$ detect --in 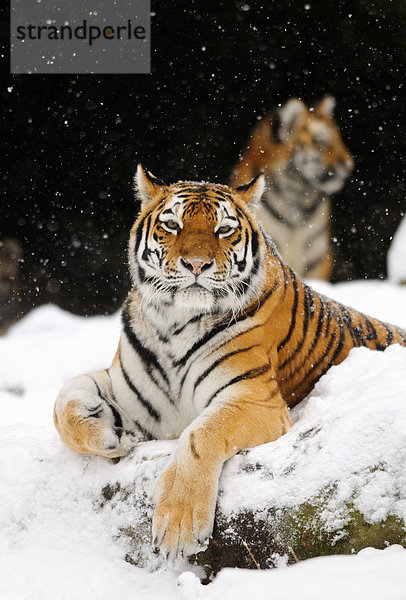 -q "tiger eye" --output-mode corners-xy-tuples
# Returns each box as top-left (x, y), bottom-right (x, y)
(165, 220), (178, 230)
(218, 225), (233, 235)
